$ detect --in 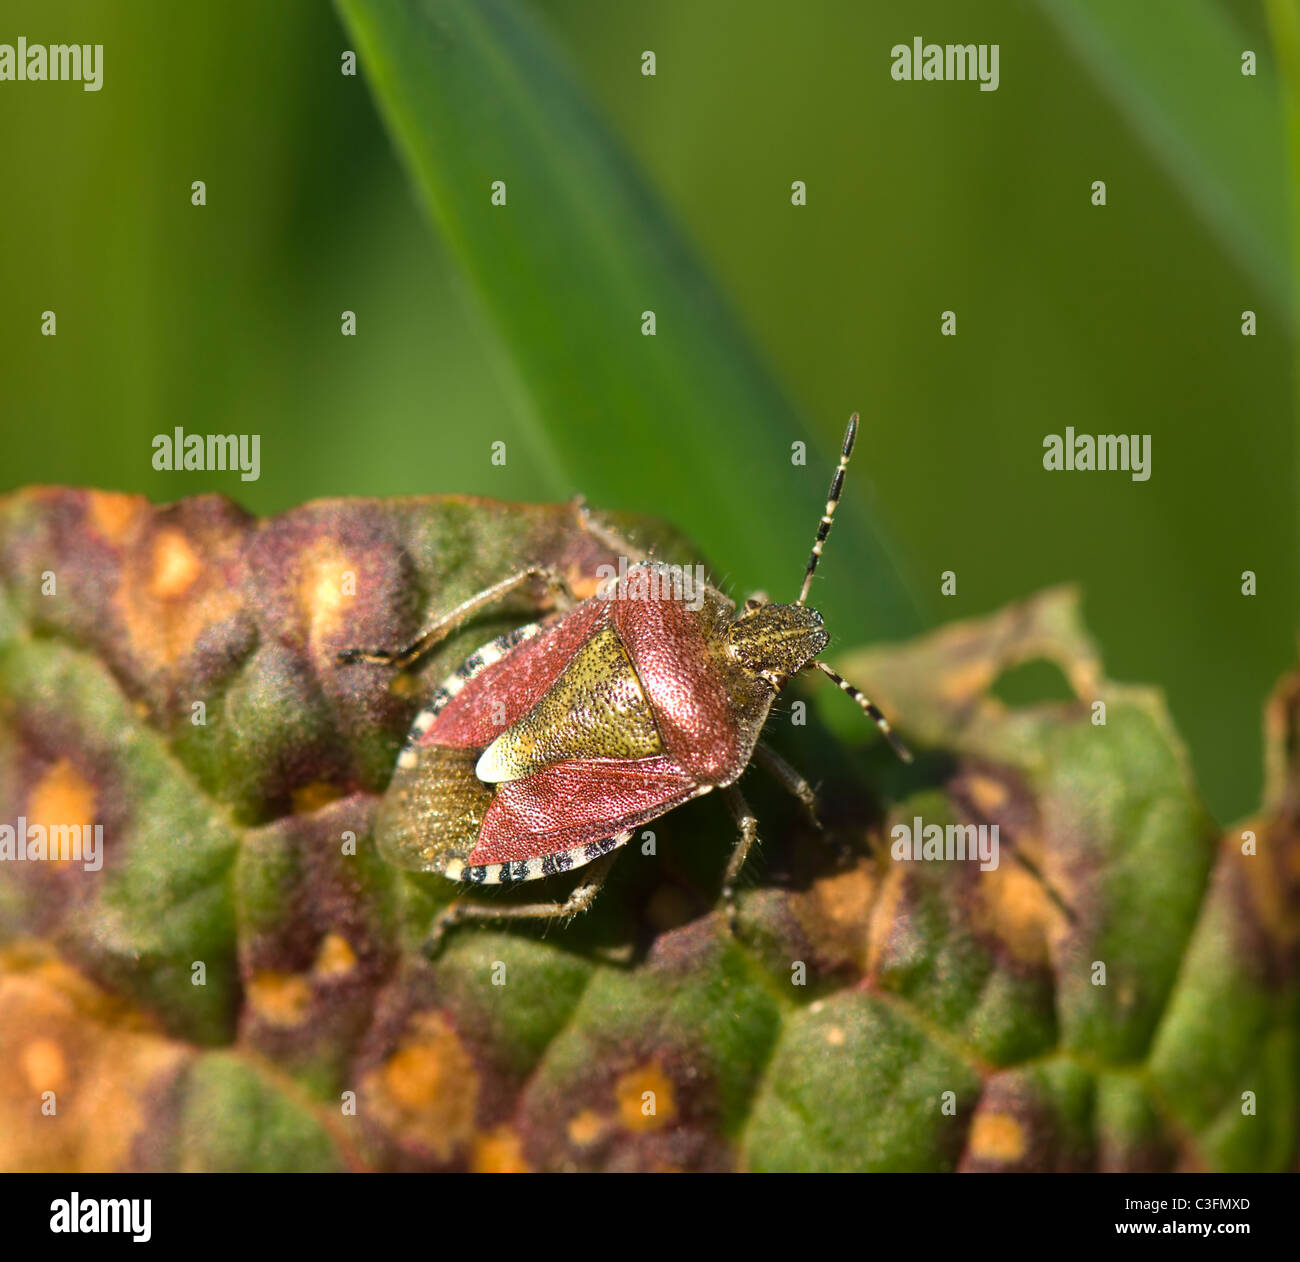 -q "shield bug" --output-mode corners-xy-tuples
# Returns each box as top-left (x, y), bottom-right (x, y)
(340, 414), (910, 951)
